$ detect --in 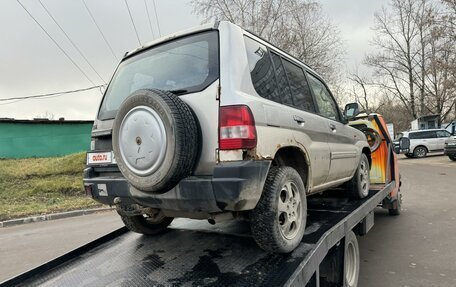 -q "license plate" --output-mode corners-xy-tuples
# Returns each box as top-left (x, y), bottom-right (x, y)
(87, 152), (115, 165)
(448, 142), (456, 146)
